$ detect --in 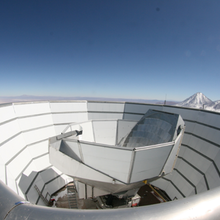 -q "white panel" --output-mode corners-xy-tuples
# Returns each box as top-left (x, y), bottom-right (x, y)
(81, 143), (132, 182)
(186, 135), (200, 150)
(184, 121), (196, 133)
(6, 150), (36, 180)
(181, 148), (212, 173)
(88, 113), (123, 120)
(22, 126), (56, 145)
(131, 145), (173, 182)
(65, 140), (81, 160)
(32, 155), (51, 172)
(177, 159), (203, 186)
(50, 147), (113, 183)
(199, 142), (219, 160)
(22, 157), (51, 177)
(165, 174), (184, 200)
(13, 102), (51, 117)
(27, 140), (49, 158)
(117, 120), (137, 144)
(123, 113), (143, 121)
(192, 123), (216, 142)
(196, 111), (218, 126)
(52, 113), (88, 124)
(87, 102), (124, 112)
(163, 133), (182, 174)
(164, 112), (184, 166)
(0, 134), (26, 163)
(163, 106), (198, 121)
(181, 133), (191, 146)
(22, 163), (41, 177)
(93, 120), (117, 145)
(199, 112), (220, 128)
(0, 105), (15, 123)
(78, 121), (94, 142)
(7, 153), (50, 188)
(172, 172), (194, 197)
(196, 178), (207, 194)
(17, 114), (54, 131)
(124, 103), (159, 114)
(50, 101), (87, 112)
(188, 136), (219, 160)
(0, 120), (21, 144)
(206, 164), (220, 189)
(151, 178), (170, 192)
